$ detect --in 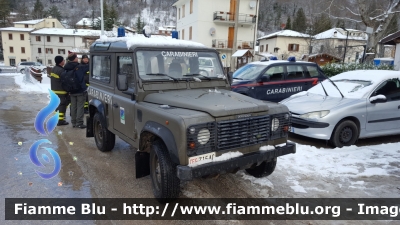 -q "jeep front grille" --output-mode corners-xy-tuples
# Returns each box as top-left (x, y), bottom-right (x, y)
(216, 115), (270, 151)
